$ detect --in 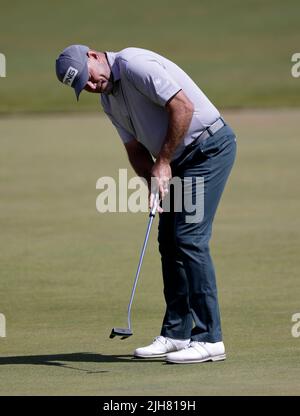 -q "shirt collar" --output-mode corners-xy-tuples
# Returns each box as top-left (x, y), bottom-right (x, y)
(105, 52), (120, 82)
